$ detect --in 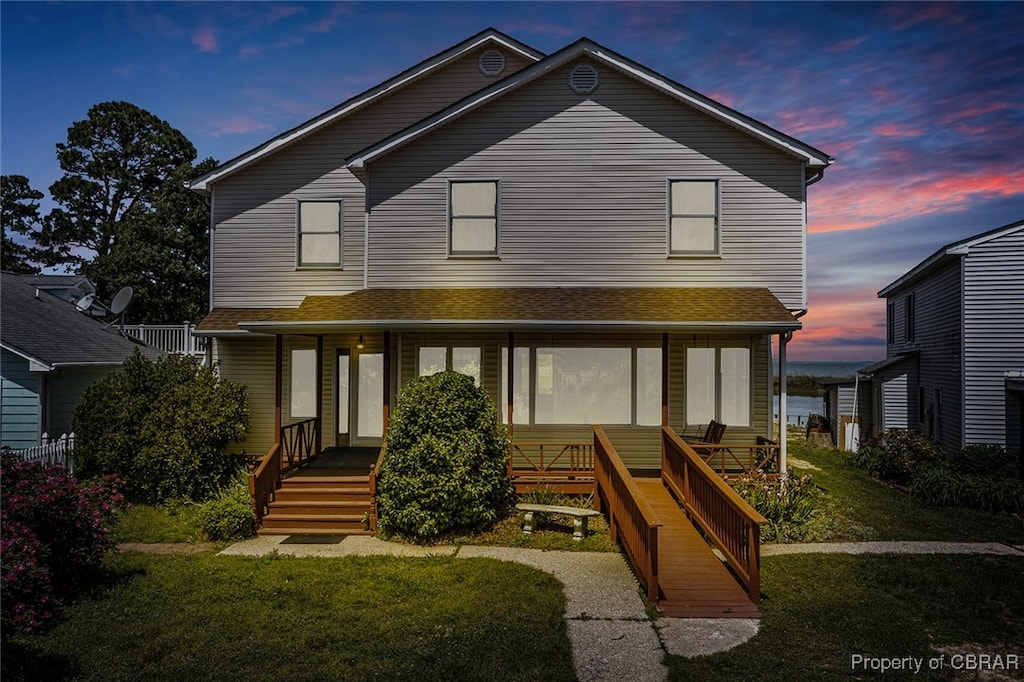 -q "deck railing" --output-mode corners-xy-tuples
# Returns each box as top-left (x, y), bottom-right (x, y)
(249, 442), (282, 526)
(122, 323), (206, 357)
(509, 442), (594, 478)
(661, 426), (767, 601)
(368, 442), (387, 532)
(697, 436), (780, 479)
(280, 417), (320, 472)
(593, 425), (661, 602)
